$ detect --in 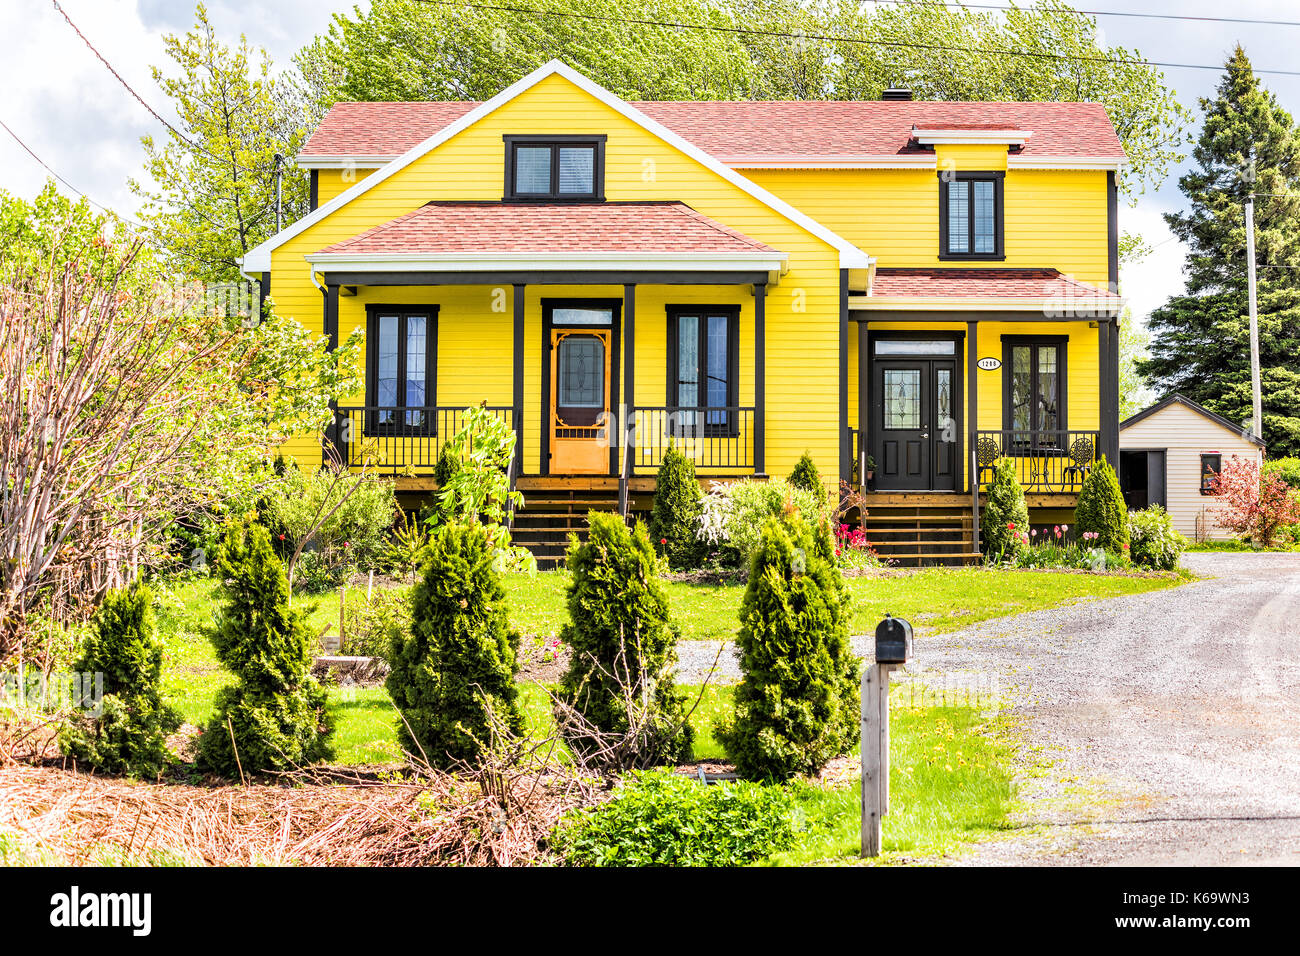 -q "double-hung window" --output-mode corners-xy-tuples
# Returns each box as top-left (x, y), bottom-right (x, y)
(668, 306), (740, 436)
(366, 306), (437, 434)
(504, 136), (605, 201)
(1003, 336), (1066, 443)
(1200, 453), (1223, 495)
(940, 172), (1004, 259)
